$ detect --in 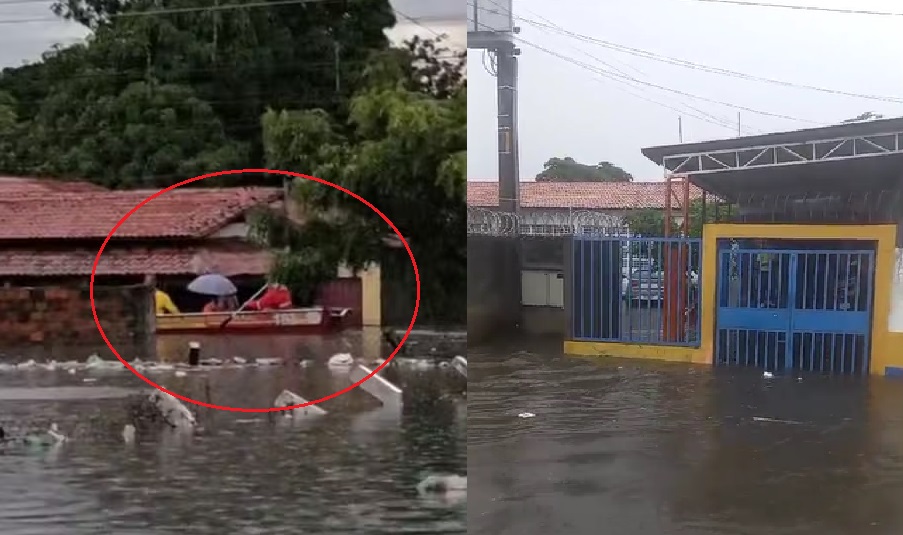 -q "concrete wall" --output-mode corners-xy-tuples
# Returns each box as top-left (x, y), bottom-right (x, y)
(0, 284), (153, 362)
(522, 306), (565, 335)
(468, 235), (520, 342)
